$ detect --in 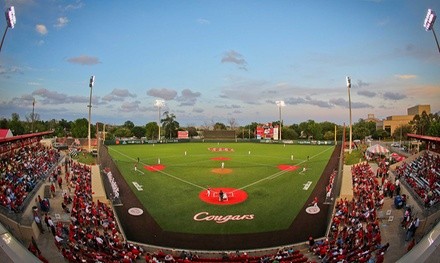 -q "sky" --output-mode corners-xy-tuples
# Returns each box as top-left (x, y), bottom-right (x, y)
(1, 0), (439, 127)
